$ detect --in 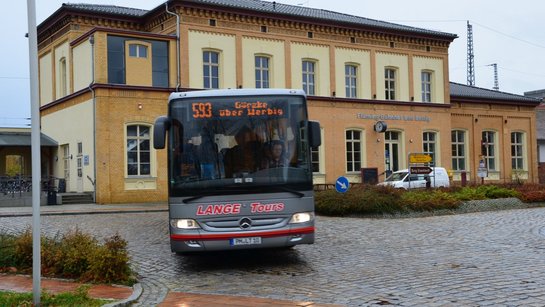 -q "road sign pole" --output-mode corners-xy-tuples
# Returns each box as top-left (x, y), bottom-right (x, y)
(27, 0), (41, 305)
